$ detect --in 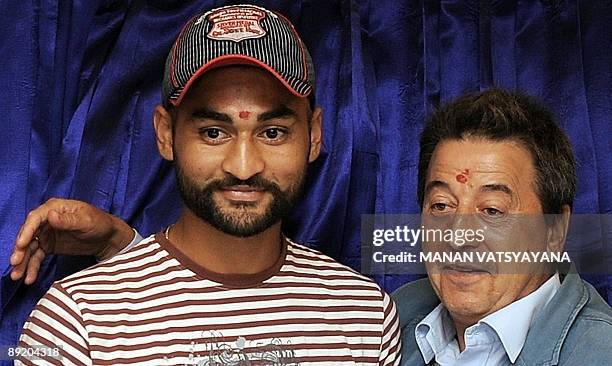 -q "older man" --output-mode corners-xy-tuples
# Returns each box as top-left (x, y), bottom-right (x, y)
(393, 89), (612, 365)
